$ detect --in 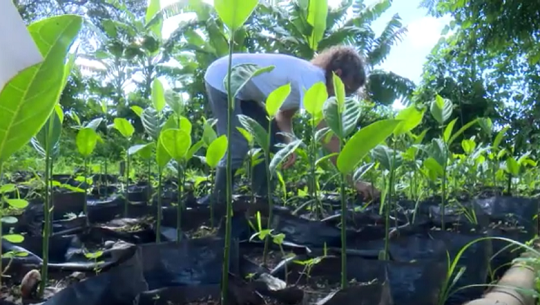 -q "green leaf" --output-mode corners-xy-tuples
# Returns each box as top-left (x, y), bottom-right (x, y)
(371, 145), (402, 171)
(0, 184), (16, 194)
(306, 0), (328, 50)
(322, 97), (360, 139)
(332, 73), (346, 110)
(394, 105), (425, 136)
(31, 107), (63, 157)
(85, 118), (103, 130)
(128, 143), (154, 159)
(131, 106), (144, 117)
(151, 78), (166, 113)
(443, 118), (458, 143)
(323, 97), (342, 138)
(3, 234), (24, 243)
(214, 0), (259, 32)
(206, 135), (228, 168)
(1, 217), (18, 224)
(353, 162), (375, 182)
(165, 90), (184, 115)
(337, 119), (401, 174)
(203, 121), (218, 146)
(179, 116), (192, 135)
(141, 108), (160, 140)
(113, 118), (134, 138)
(160, 129), (192, 161)
(6, 199), (29, 209)
(493, 126), (509, 150)
(448, 118), (478, 146)
(76, 127), (98, 157)
(186, 140), (204, 161)
(156, 136), (172, 169)
(505, 157), (520, 176)
(303, 82), (328, 116)
(145, 0), (163, 38)
(238, 114), (269, 154)
(225, 64), (274, 105)
(237, 127), (253, 144)
(265, 83), (291, 117)
(0, 15), (82, 163)
(269, 139), (302, 175)
(424, 157), (443, 177)
(430, 95), (453, 125)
